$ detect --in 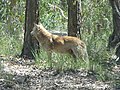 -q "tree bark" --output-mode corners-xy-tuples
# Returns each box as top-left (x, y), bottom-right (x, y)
(108, 0), (120, 50)
(67, 0), (81, 38)
(108, 0), (120, 63)
(20, 0), (39, 59)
